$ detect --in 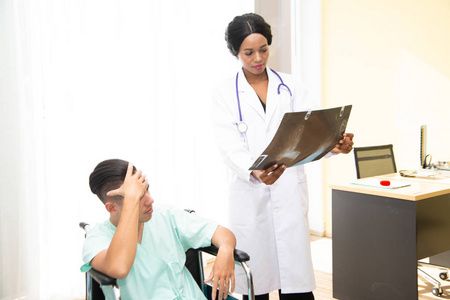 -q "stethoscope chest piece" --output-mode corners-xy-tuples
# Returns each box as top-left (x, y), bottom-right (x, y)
(234, 68), (292, 135)
(237, 121), (248, 133)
